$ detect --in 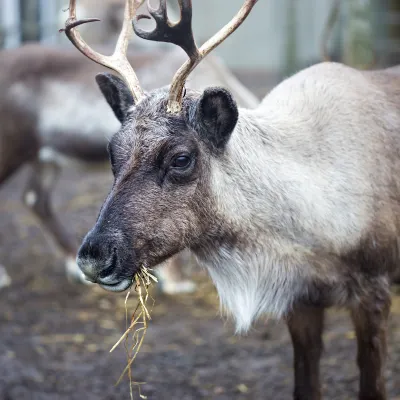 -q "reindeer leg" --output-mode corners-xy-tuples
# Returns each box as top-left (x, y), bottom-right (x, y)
(286, 306), (324, 400)
(1, 136), (39, 290)
(156, 253), (196, 295)
(350, 280), (391, 400)
(0, 265), (11, 289)
(22, 159), (90, 285)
